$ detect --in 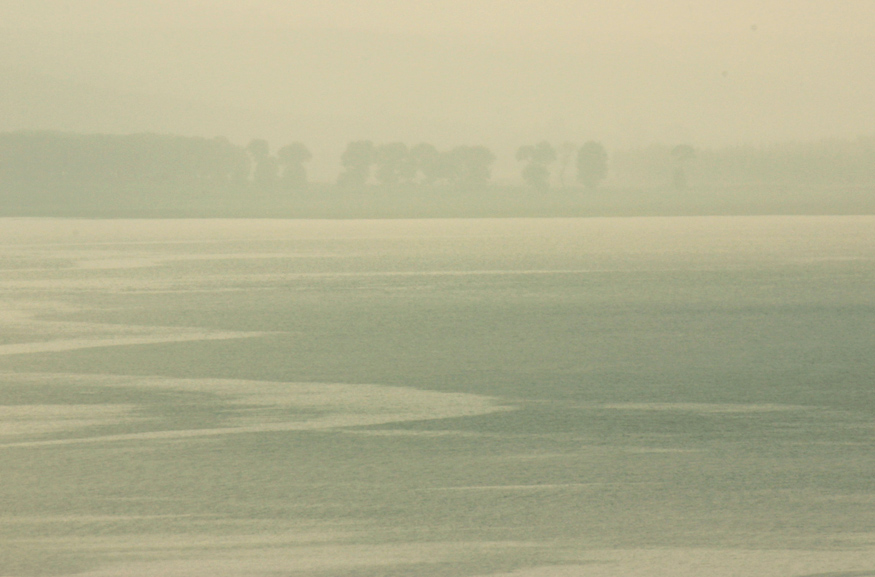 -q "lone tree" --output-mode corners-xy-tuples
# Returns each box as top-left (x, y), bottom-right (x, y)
(576, 141), (608, 189)
(671, 144), (695, 190)
(516, 141), (557, 190)
(277, 142), (312, 190)
(337, 140), (375, 187)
